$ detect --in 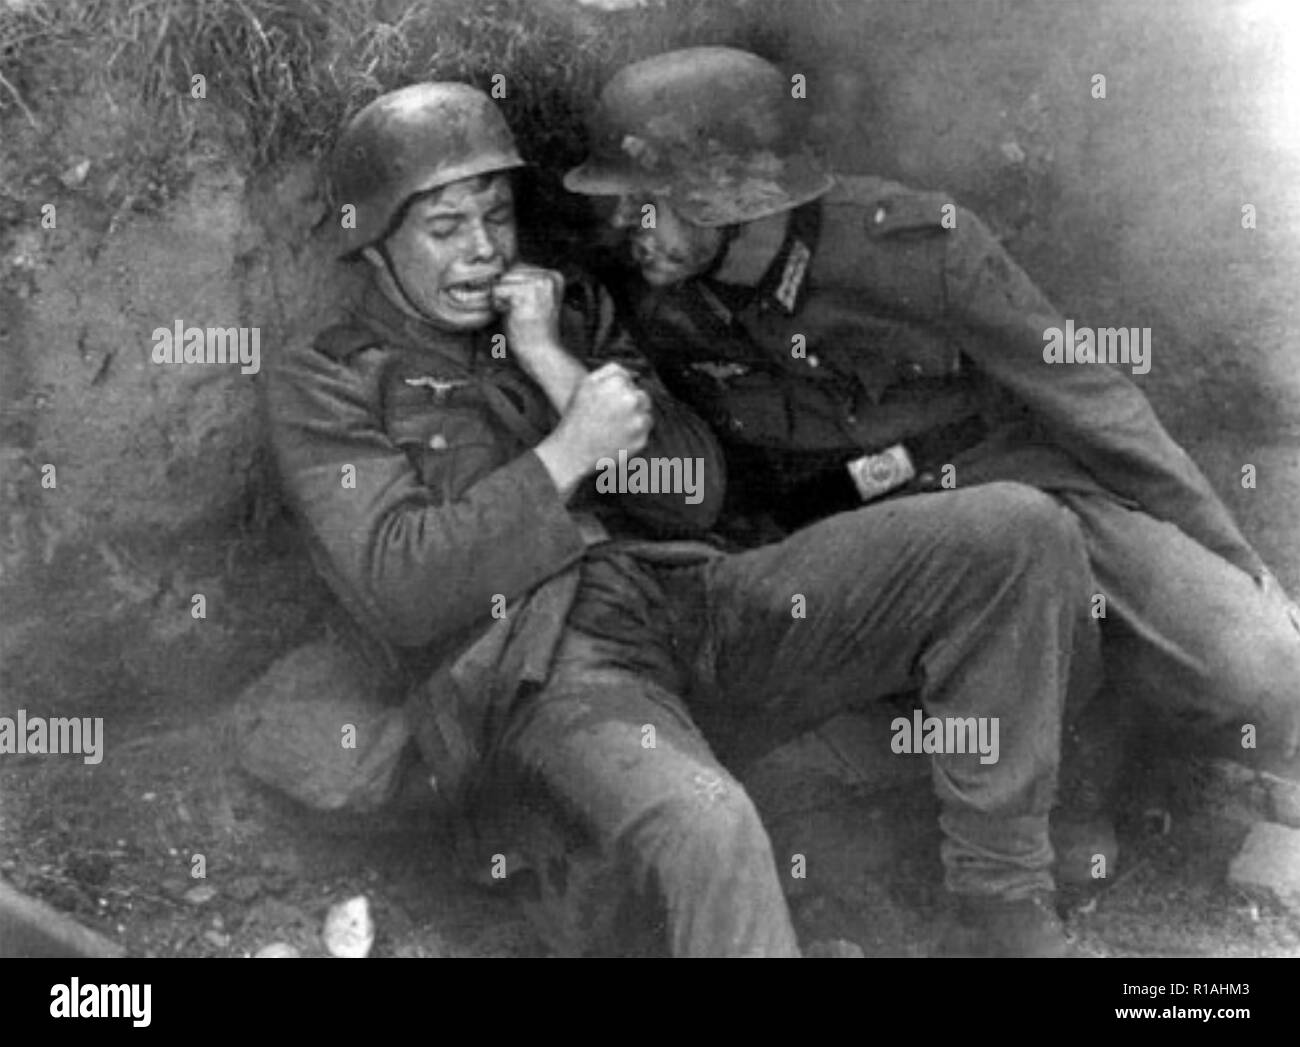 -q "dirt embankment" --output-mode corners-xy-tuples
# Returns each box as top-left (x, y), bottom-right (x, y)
(2, 0), (1299, 957)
